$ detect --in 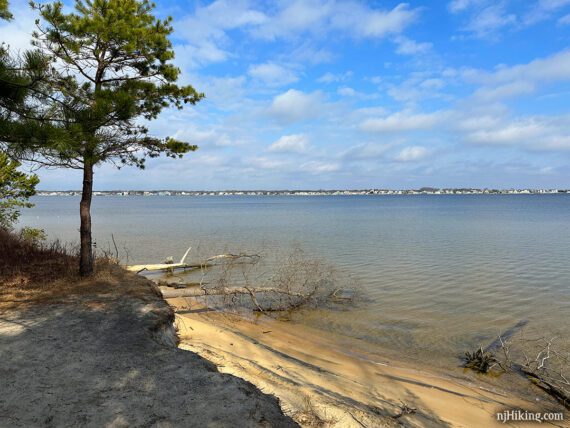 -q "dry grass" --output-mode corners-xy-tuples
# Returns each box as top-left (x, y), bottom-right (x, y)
(0, 228), (80, 288)
(0, 228), (156, 310)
